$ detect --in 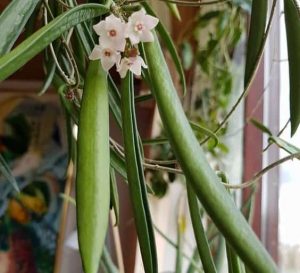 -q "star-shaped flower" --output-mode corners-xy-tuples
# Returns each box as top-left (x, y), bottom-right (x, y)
(89, 45), (121, 71)
(126, 9), (159, 45)
(93, 14), (127, 52)
(117, 56), (148, 78)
